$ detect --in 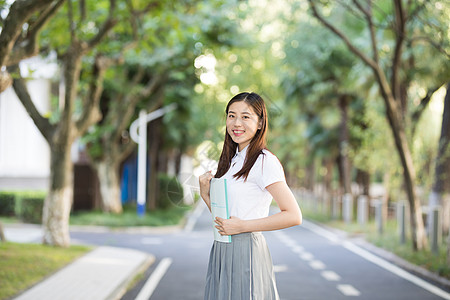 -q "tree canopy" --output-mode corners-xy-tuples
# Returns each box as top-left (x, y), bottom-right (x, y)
(1, 0), (449, 251)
